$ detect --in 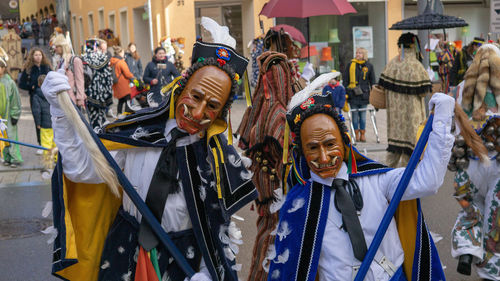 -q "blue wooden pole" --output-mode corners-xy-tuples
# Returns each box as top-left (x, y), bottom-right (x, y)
(354, 114), (434, 281)
(0, 137), (49, 150)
